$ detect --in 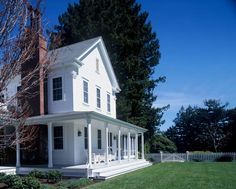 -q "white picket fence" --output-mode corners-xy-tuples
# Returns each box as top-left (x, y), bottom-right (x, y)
(146, 152), (236, 163)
